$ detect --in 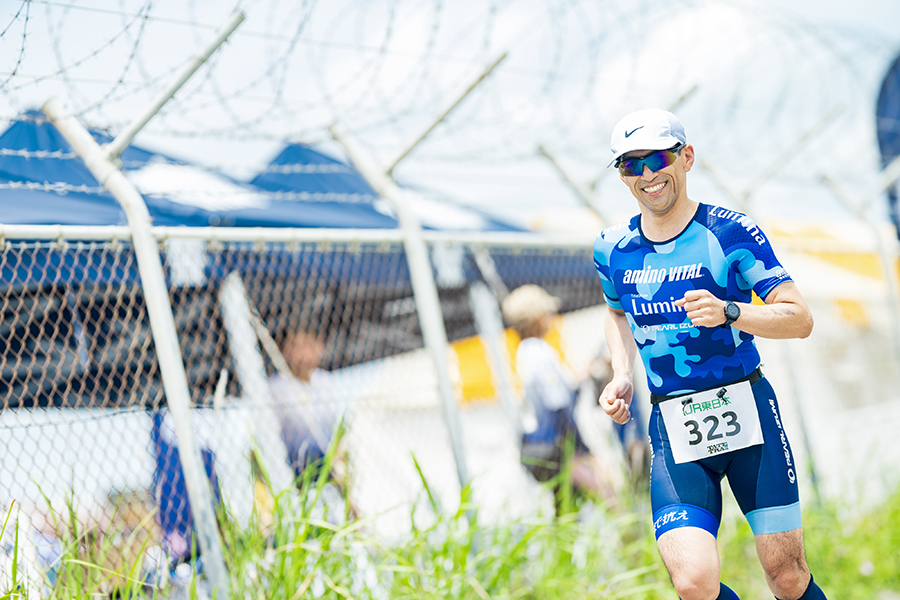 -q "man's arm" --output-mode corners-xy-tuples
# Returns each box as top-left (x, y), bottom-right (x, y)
(598, 307), (638, 424)
(675, 281), (813, 339)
